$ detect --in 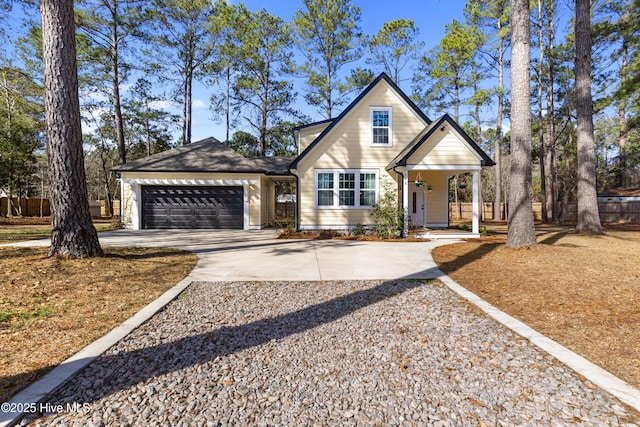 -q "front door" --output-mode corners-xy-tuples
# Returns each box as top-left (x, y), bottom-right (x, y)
(408, 183), (425, 227)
